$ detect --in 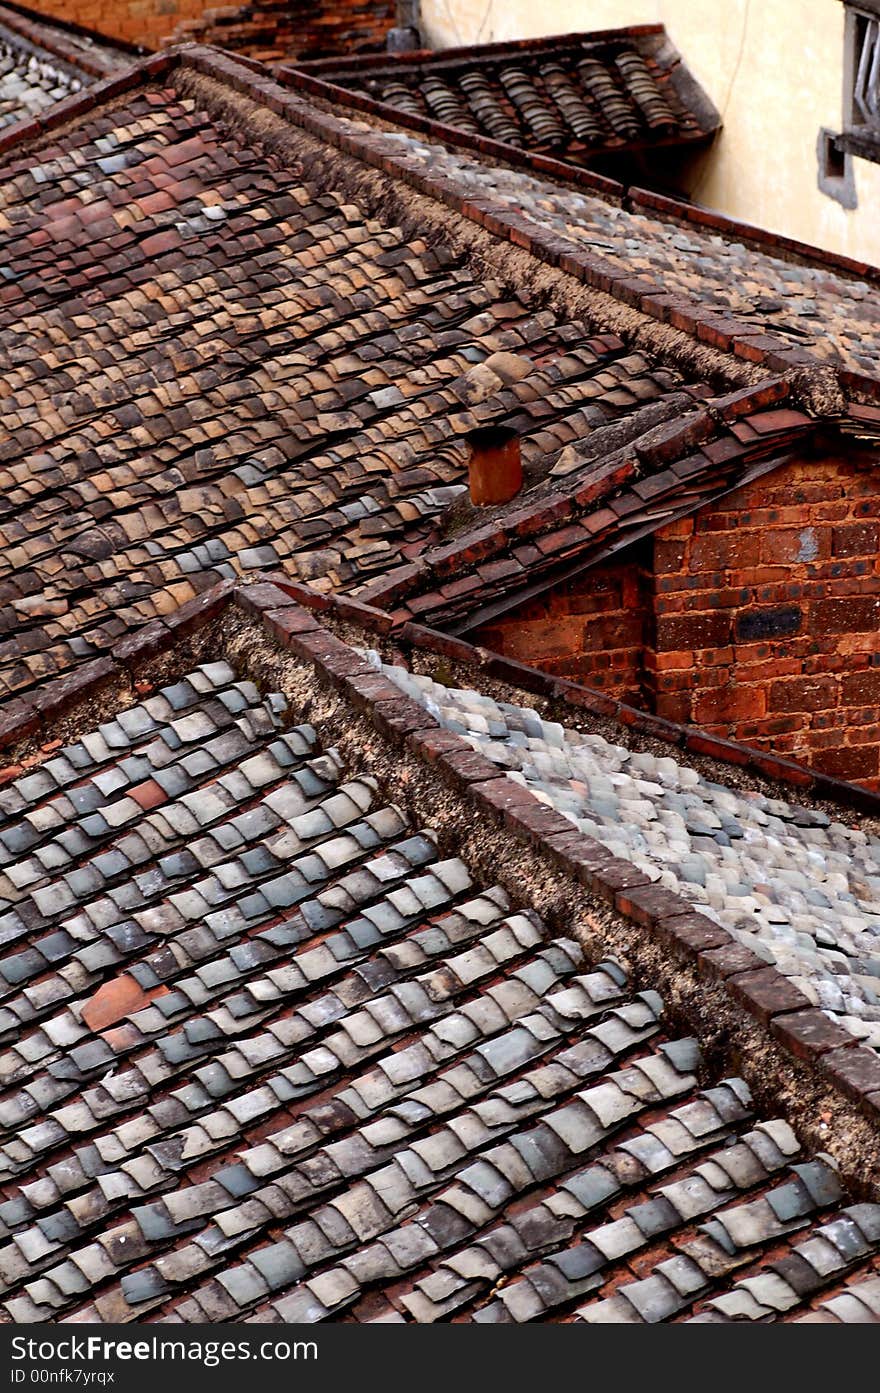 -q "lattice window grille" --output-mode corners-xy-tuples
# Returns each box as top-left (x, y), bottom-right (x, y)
(853, 10), (880, 126)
